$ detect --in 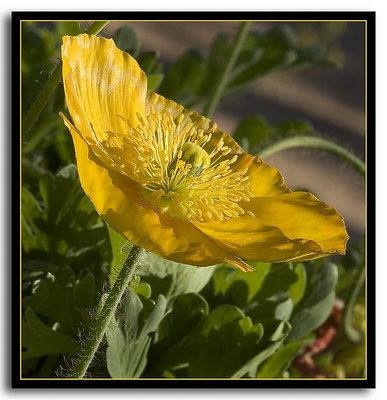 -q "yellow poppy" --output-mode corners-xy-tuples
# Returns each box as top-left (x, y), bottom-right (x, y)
(60, 34), (349, 272)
